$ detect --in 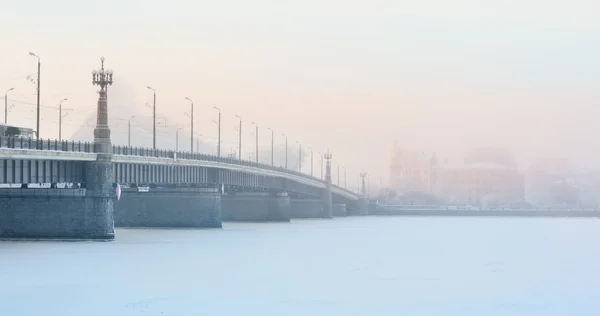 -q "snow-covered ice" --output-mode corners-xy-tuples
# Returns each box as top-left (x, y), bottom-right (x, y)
(1, 216), (600, 315)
